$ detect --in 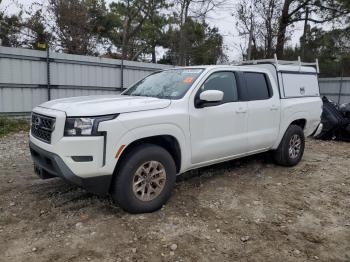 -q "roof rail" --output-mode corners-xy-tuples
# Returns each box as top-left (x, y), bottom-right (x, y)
(237, 54), (320, 73)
